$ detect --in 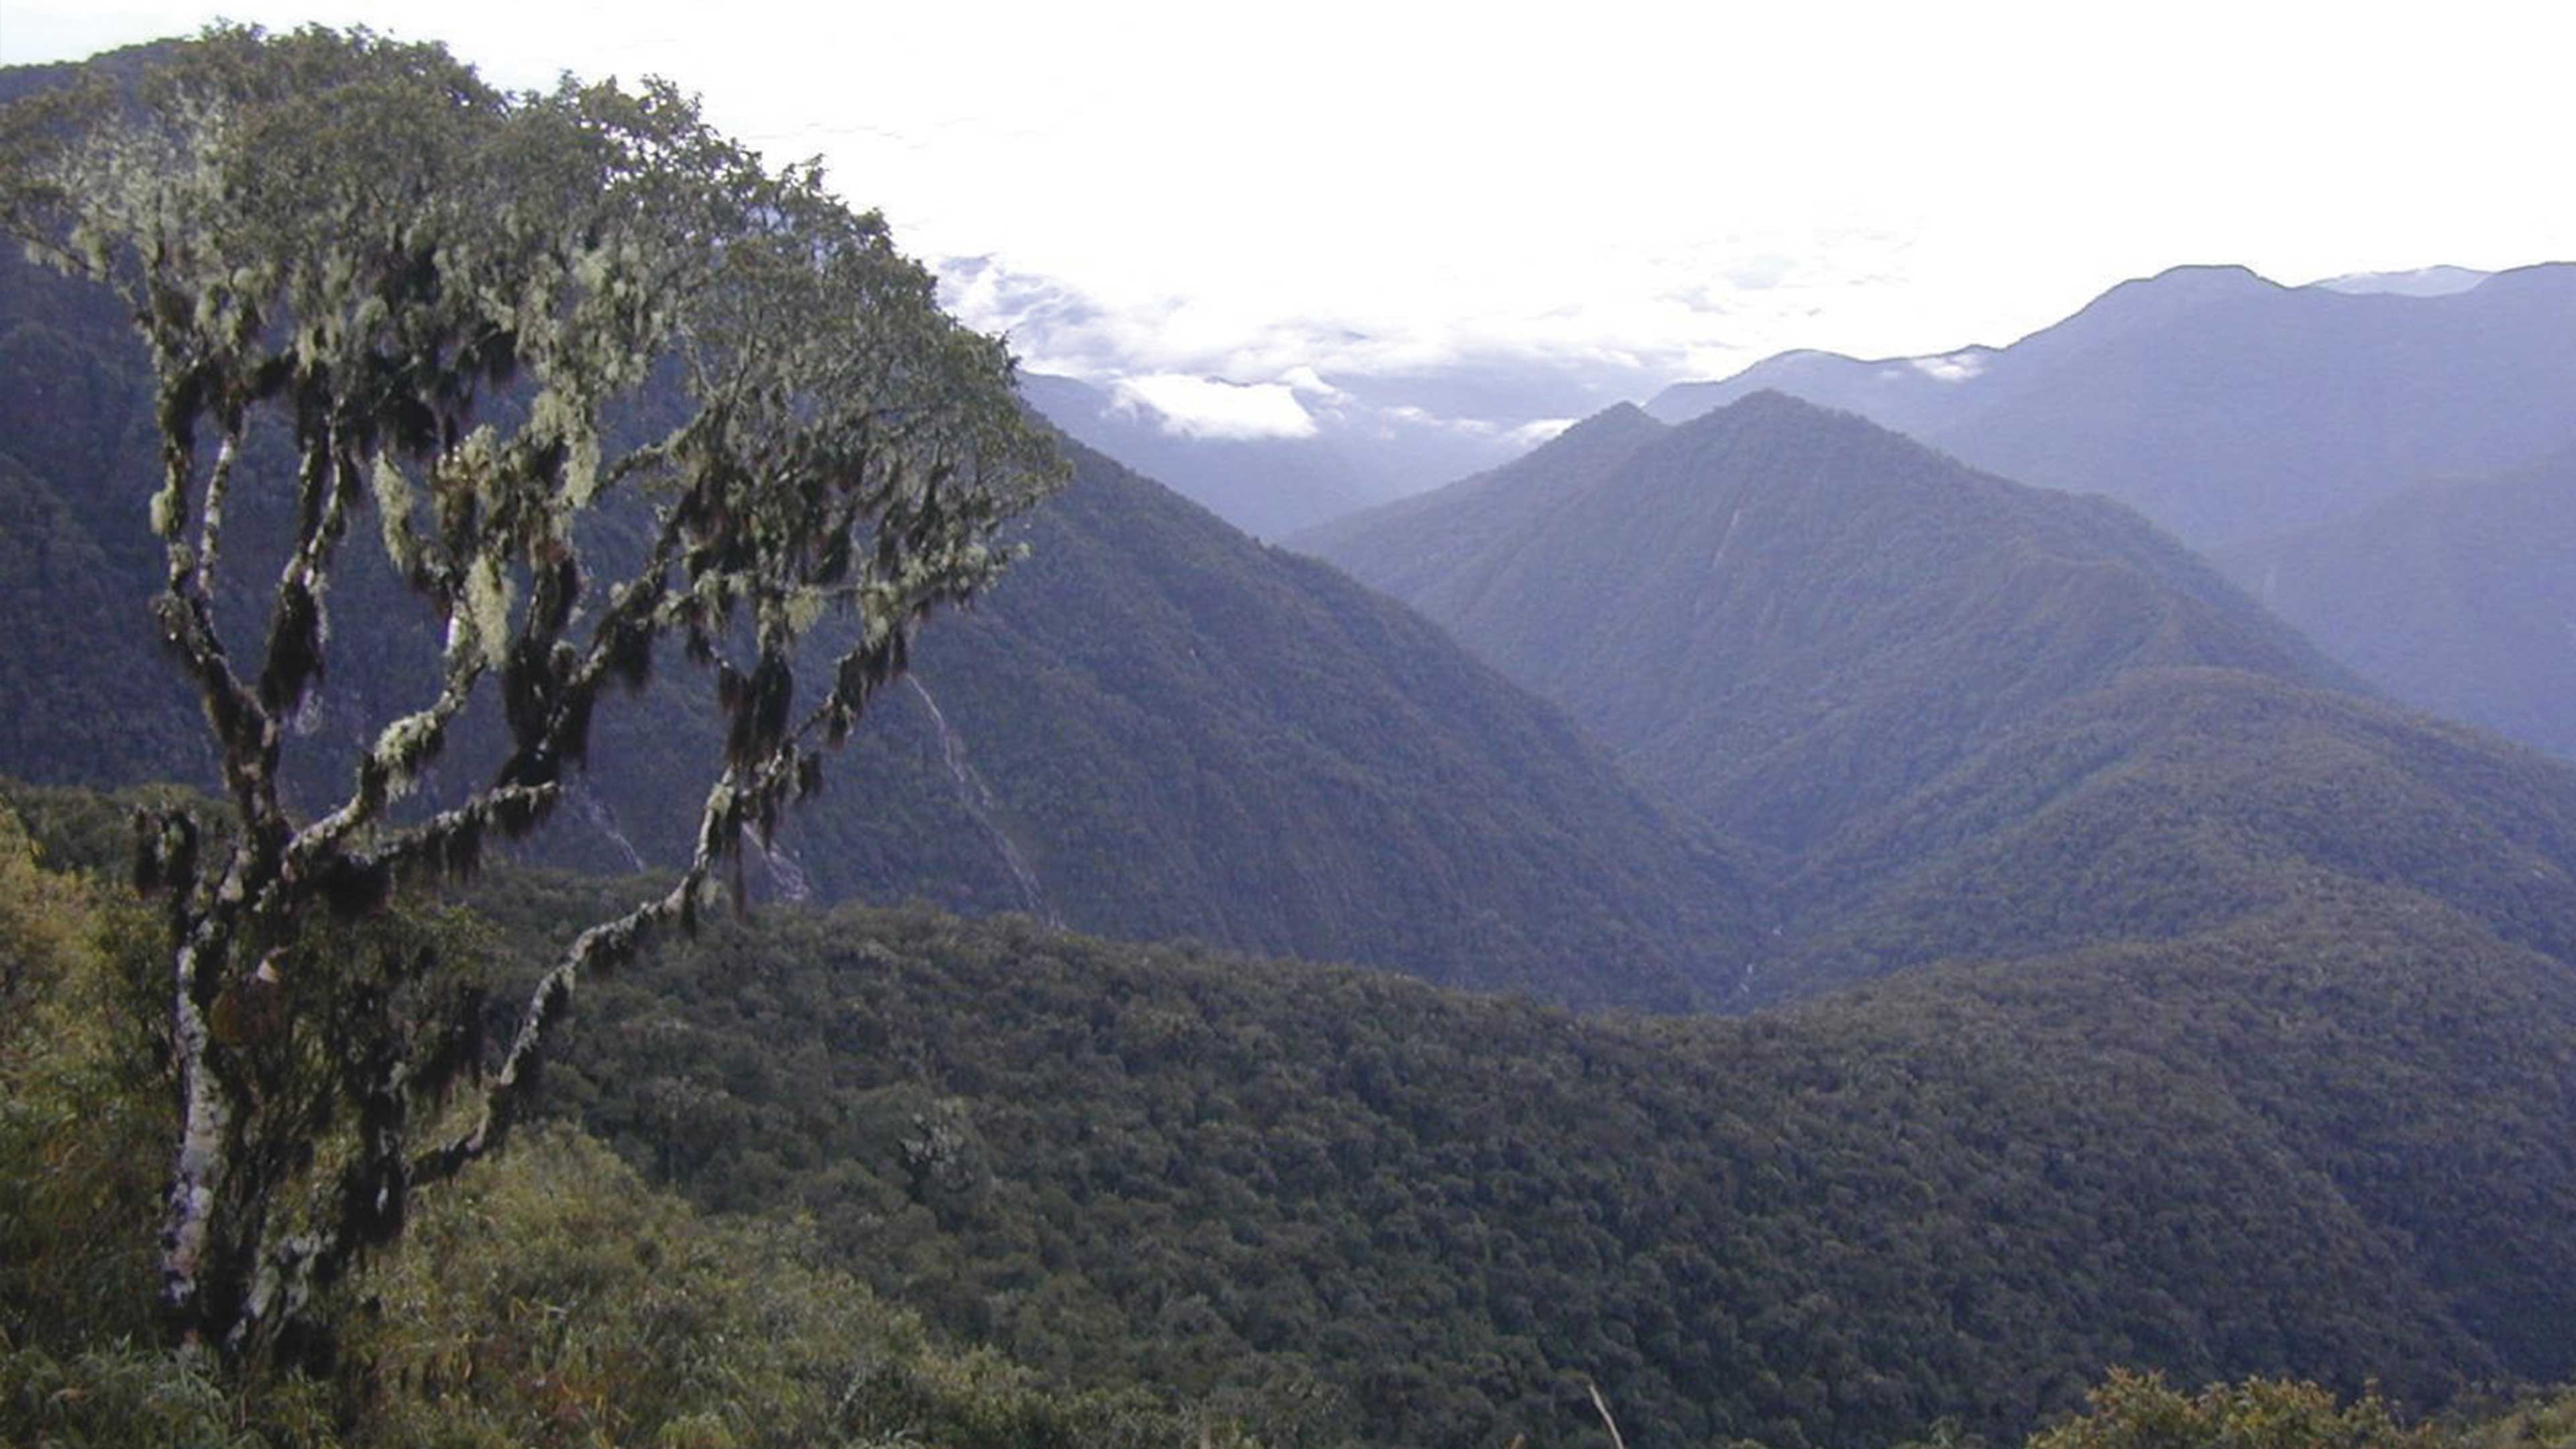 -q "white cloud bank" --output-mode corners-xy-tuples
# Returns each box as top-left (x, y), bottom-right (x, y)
(1909, 353), (1988, 383)
(10, 0), (2575, 397)
(1112, 374), (1318, 440)
(1505, 418), (1577, 448)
